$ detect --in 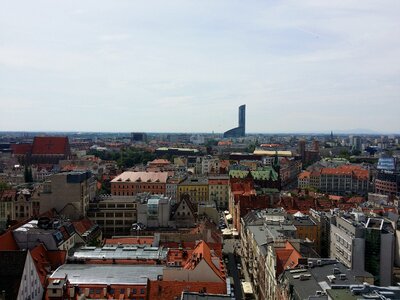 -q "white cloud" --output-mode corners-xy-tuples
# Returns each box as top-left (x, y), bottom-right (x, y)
(0, 0), (399, 132)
